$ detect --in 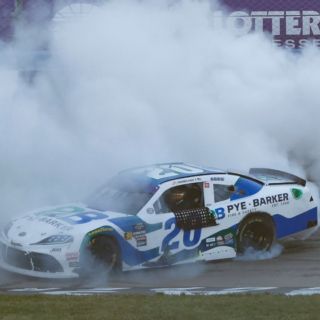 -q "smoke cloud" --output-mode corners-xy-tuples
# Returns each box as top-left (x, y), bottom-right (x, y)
(0, 0), (320, 224)
(236, 244), (284, 261)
